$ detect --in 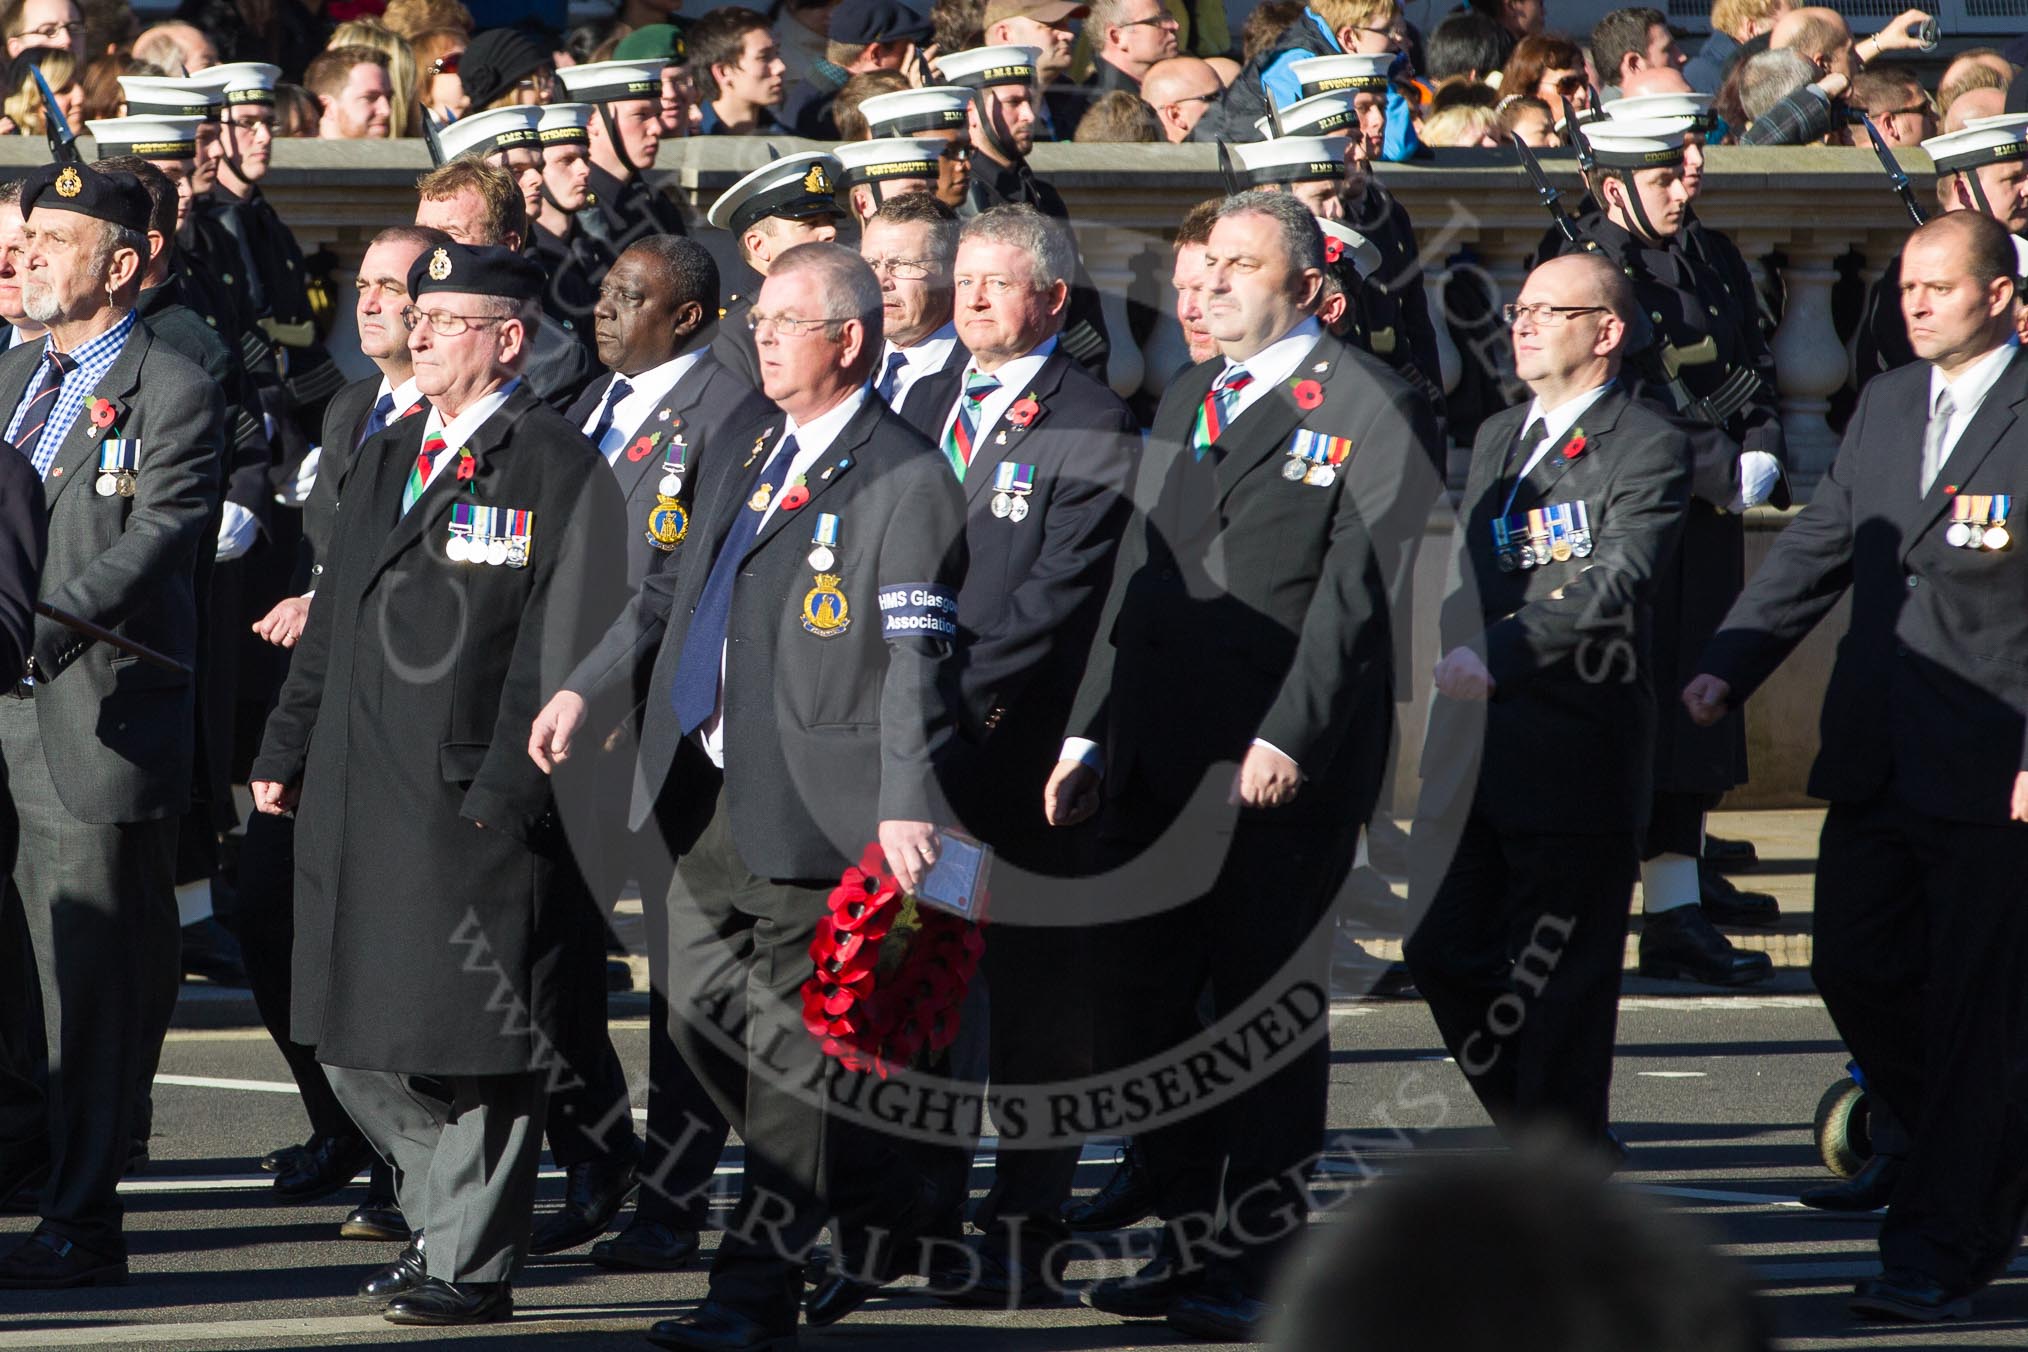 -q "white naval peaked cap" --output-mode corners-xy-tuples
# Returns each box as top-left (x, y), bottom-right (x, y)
(1602, 91), (1712, 124)
(707, 151), (843, 232)
(555, 58), (664, 104)
(1255, 90), (1359, 139)
(860, 85), (972, 136)
(1962, 112), (2028, 135)
(832, 137), (943, 187)
(537, 102), (594, 146)
(1228, 134), (1347, 185)
(434, 105), (542, 162)
(1316, 217), (1383, 276)
(1581, 131), (1683, 169)
(1287, 53), (1390, 100)
(1922, 122), (2028, 174)
(118, 74), (223, 117)
(1595, 114), (1698, 142)
(86, 115), (203, 159)
(201, 61), (281, 105)
(935, 45), (1039, 88)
